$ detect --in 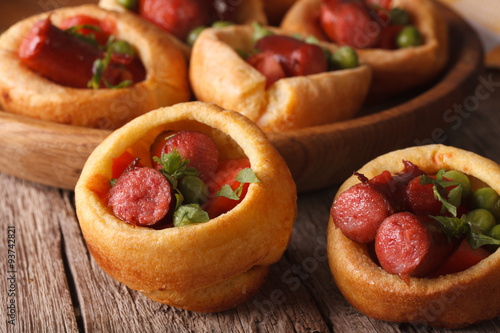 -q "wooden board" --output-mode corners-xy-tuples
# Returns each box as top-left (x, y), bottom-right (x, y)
(0, 1), (483, 193)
